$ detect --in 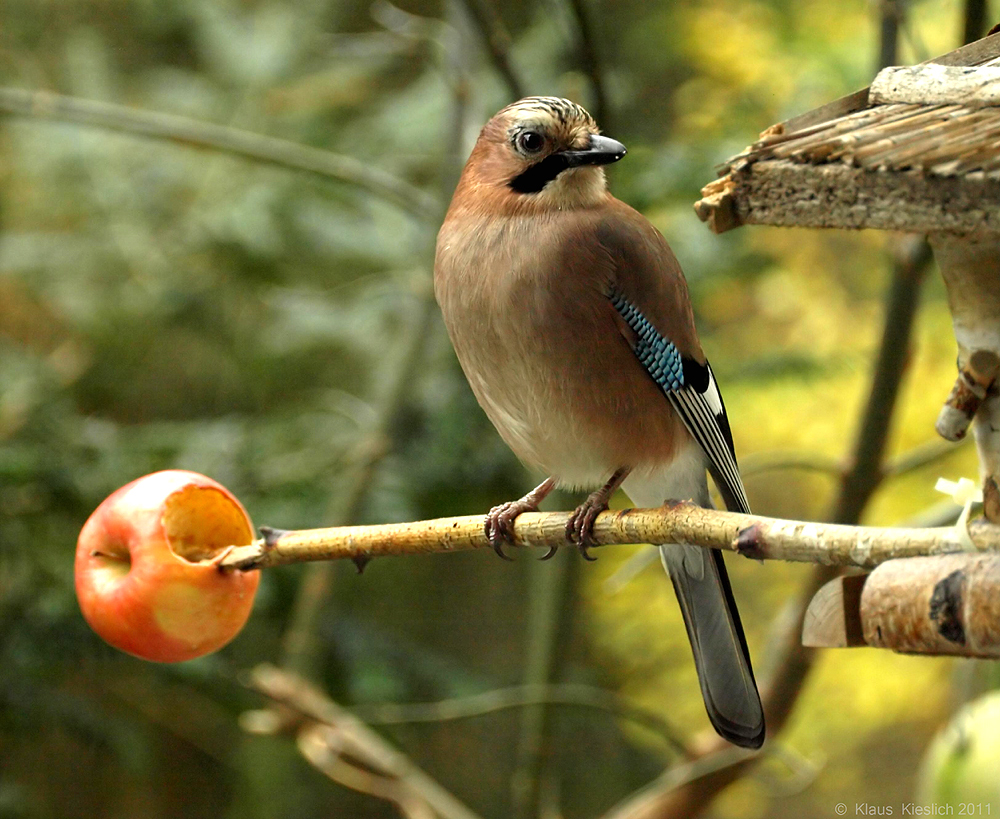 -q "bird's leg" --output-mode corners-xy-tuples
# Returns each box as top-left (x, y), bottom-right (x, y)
(485, 477), (556, 560)
(565, 466), (631, 561)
